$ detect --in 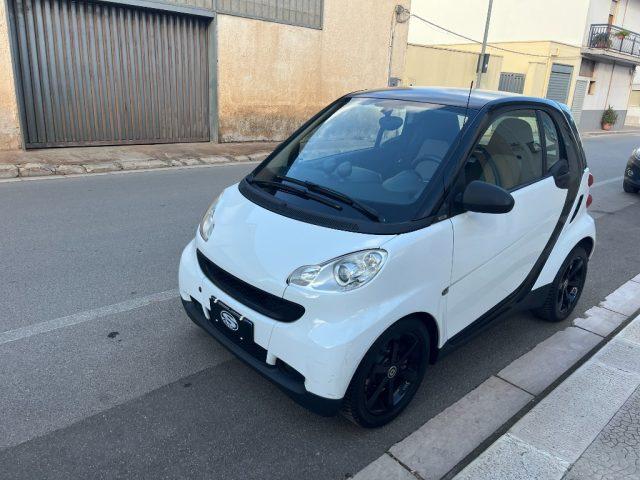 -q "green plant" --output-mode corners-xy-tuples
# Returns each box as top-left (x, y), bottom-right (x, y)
(591, 32), (612, 48)
(602, 106), (618, 125)
(616, 29), (631, 39)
